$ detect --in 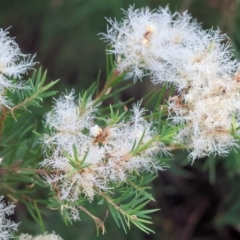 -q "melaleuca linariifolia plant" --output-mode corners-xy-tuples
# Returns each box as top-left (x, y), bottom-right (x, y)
(1, 5), (240, 239)
(101, 6), (240, 160)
